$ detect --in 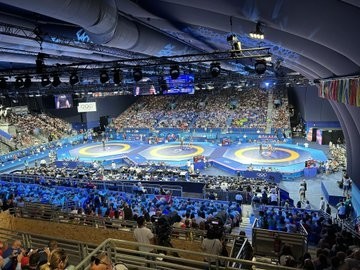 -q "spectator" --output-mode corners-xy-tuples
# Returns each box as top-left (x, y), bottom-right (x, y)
(344, 249), (360, 270)
(40, 248), (70, 270)
(133, 216), (154, 253)
(325, 203), (332, 215)
(90, 252), (127, 270)
(319, 197), (326, 211)
(337, 203), (346, 220)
